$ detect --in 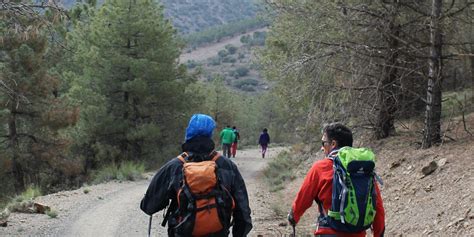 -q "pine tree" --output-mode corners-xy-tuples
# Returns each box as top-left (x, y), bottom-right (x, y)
(0, 13), (78, 193)
(66, 0), (190, 167)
